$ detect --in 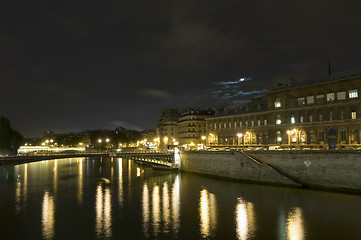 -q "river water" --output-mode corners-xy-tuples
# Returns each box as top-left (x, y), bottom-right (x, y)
(1, 157), (361, 240)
